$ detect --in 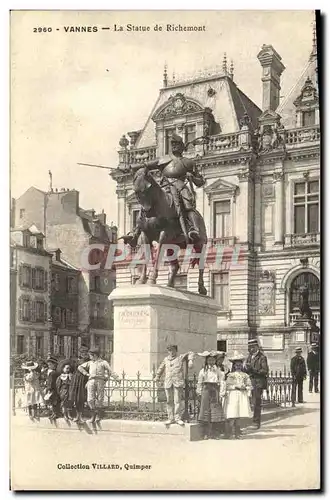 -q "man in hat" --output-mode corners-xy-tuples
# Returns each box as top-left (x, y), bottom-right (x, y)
(154, 345), (194, 426)
(245, 339), (269, 429)
(291, 347), (307, 405)
(122, 133), (205, 247)
(78, 347), (120, 423)
(307, 343), (320, 393)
